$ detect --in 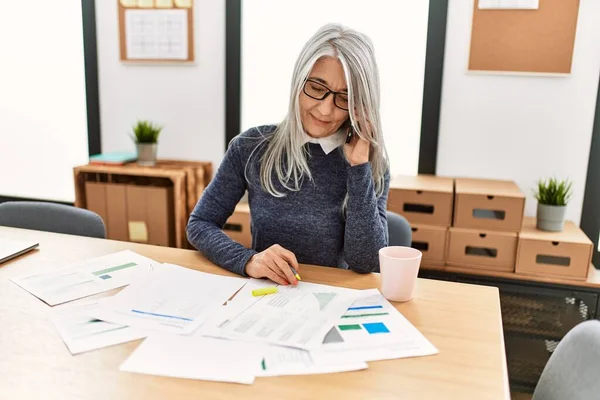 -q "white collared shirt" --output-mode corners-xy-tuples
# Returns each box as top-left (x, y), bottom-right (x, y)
(302, 129), (346, 155)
